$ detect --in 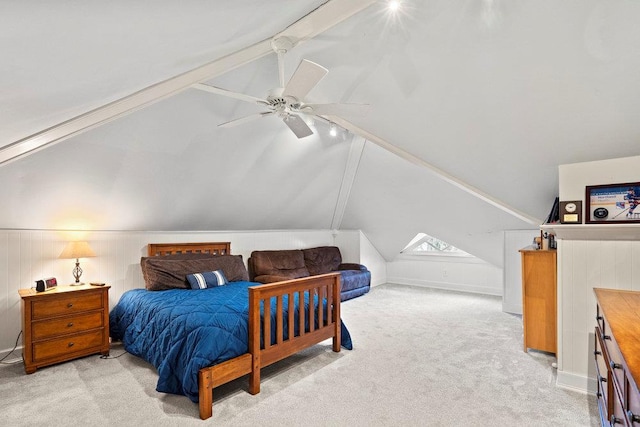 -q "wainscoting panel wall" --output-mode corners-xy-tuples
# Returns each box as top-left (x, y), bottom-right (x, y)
(503, 229), (540, 314)
(556, 239), (640, 393)
(0, 229), (367, 357)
